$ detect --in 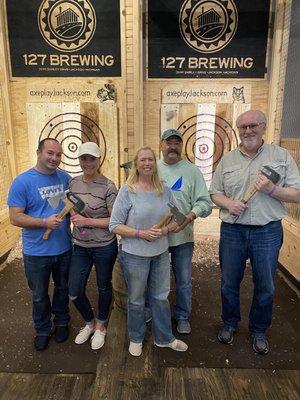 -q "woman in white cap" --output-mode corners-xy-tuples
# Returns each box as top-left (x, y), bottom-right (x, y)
(68, 142), (118, 350)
